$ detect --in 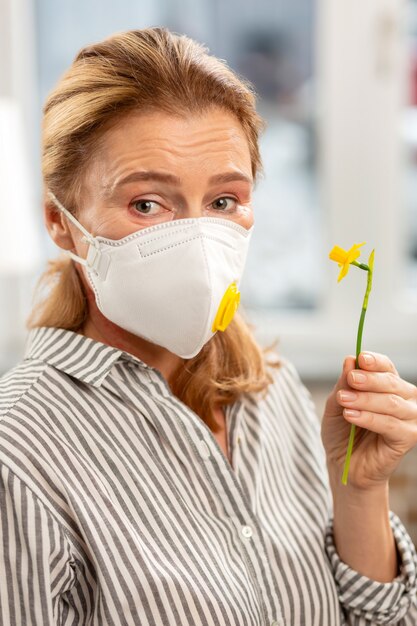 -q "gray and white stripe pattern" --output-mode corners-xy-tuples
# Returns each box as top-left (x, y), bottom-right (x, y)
(0, 326), (416, 625)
